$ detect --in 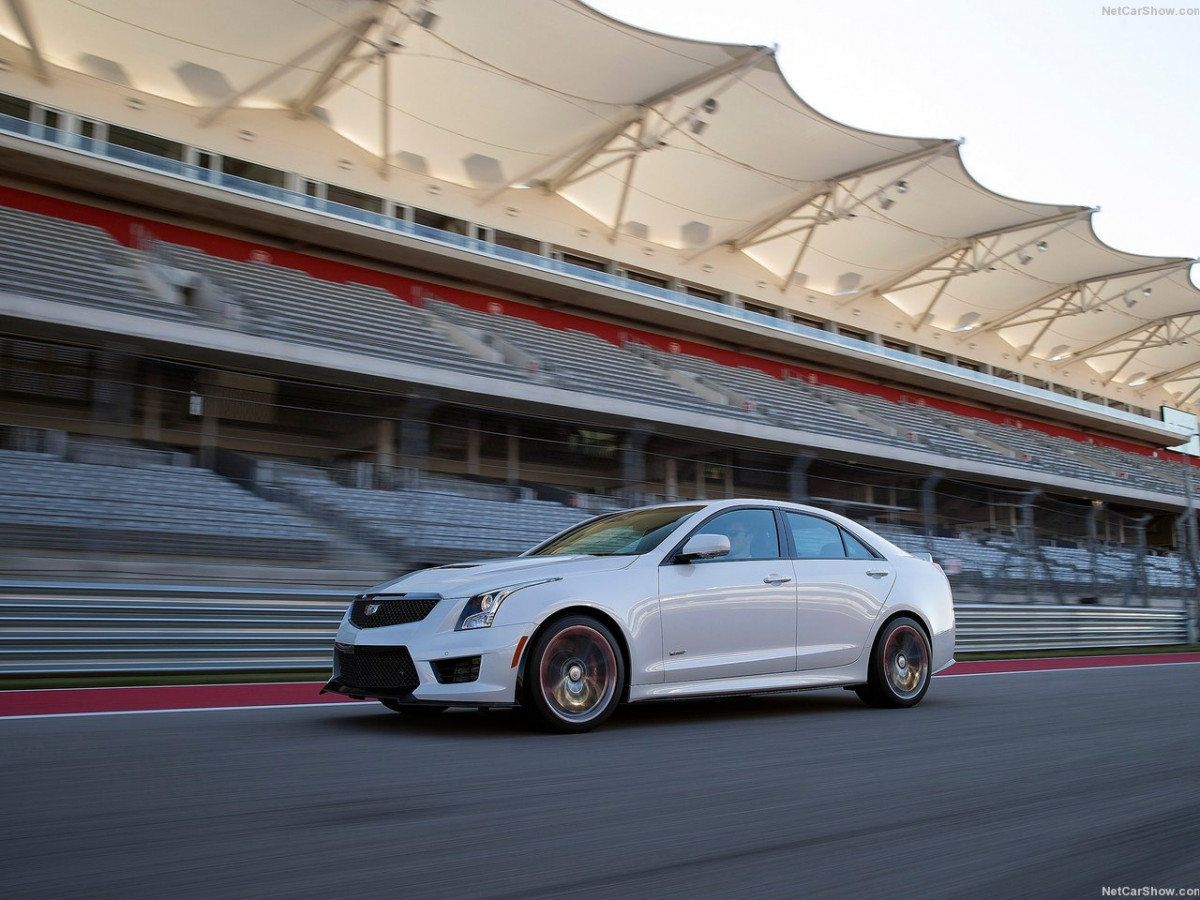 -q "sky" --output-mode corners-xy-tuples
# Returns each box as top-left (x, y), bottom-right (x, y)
(587, 0), (1200, 267)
